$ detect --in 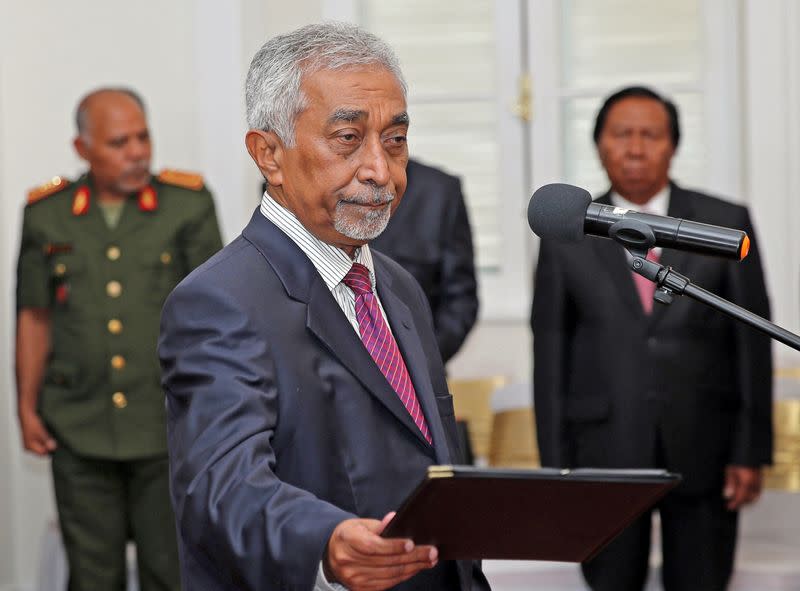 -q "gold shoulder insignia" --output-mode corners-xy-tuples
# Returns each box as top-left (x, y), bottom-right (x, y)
(157, 169), (205, 191)
(27, 176), (71, 205)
